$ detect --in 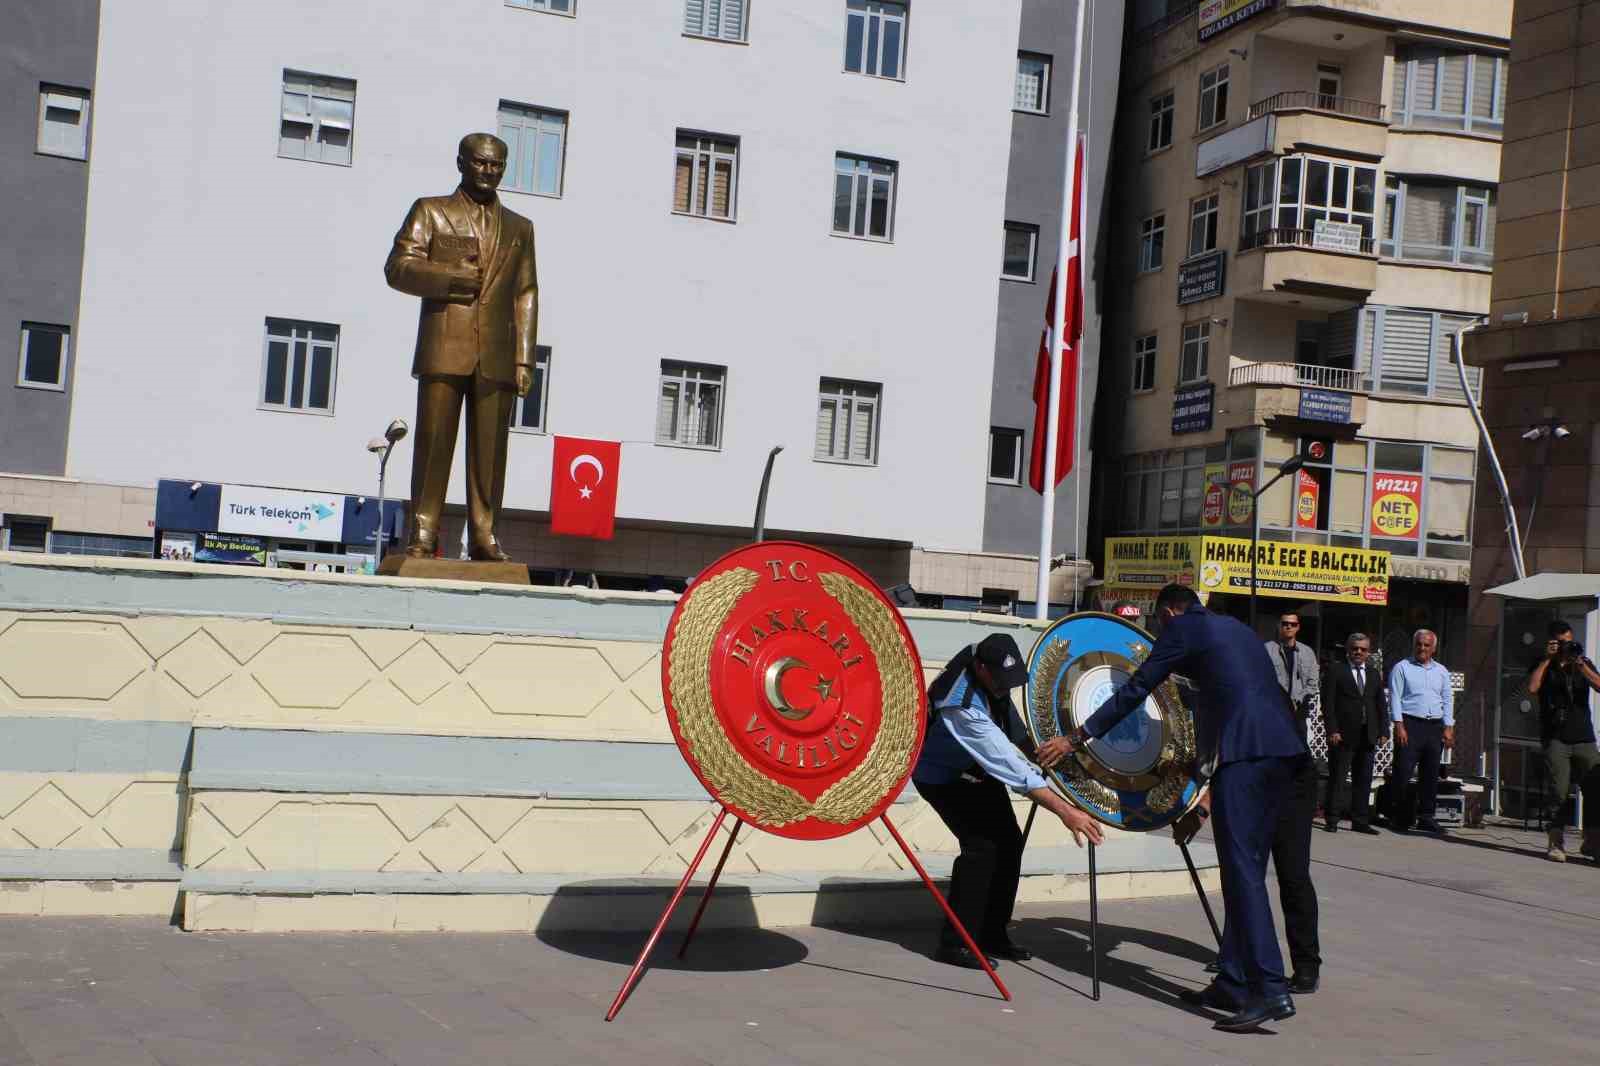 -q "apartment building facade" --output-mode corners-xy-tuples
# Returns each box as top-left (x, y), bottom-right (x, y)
(2, 0), (1123, 609)
(1097, 0), (1511, 670)
(0, 1), (105, 552)
(1462, 0), (1600, 818)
